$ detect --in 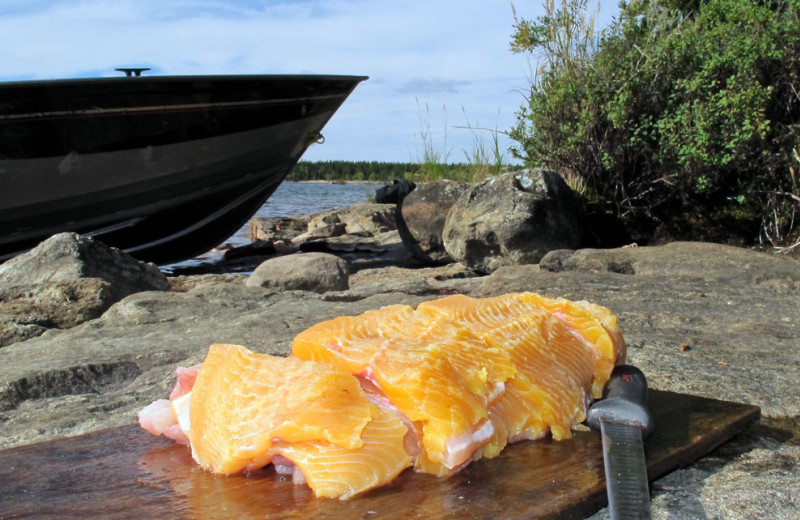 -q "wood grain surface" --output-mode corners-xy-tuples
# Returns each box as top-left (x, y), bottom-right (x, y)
(0, 390), (760, 520)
